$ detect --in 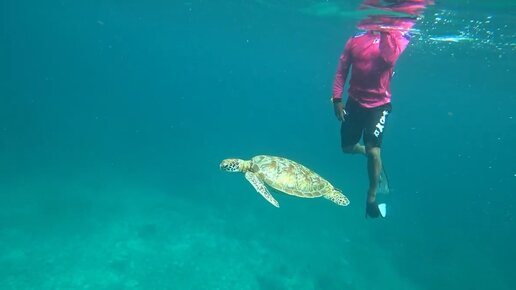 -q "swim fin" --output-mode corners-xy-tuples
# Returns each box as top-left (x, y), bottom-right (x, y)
(366, 201), (387, 218)
(378, 203), (387, 218)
